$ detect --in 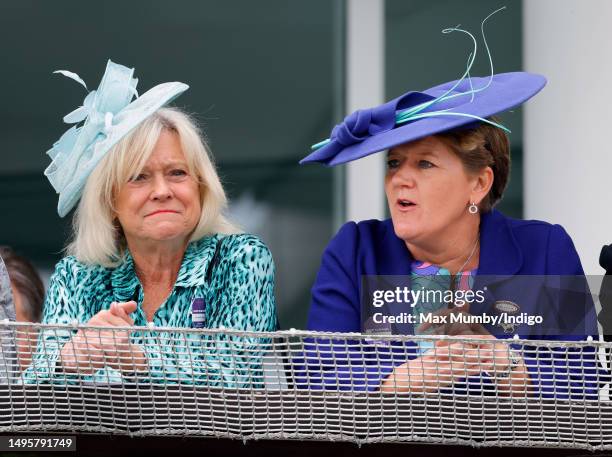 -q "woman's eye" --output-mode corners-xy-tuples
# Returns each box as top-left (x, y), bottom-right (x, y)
(169, 169), (187, 177)
(386, 159), (400, 169)
(131, 173), (148, 182)
(418, 160), (434, 169)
